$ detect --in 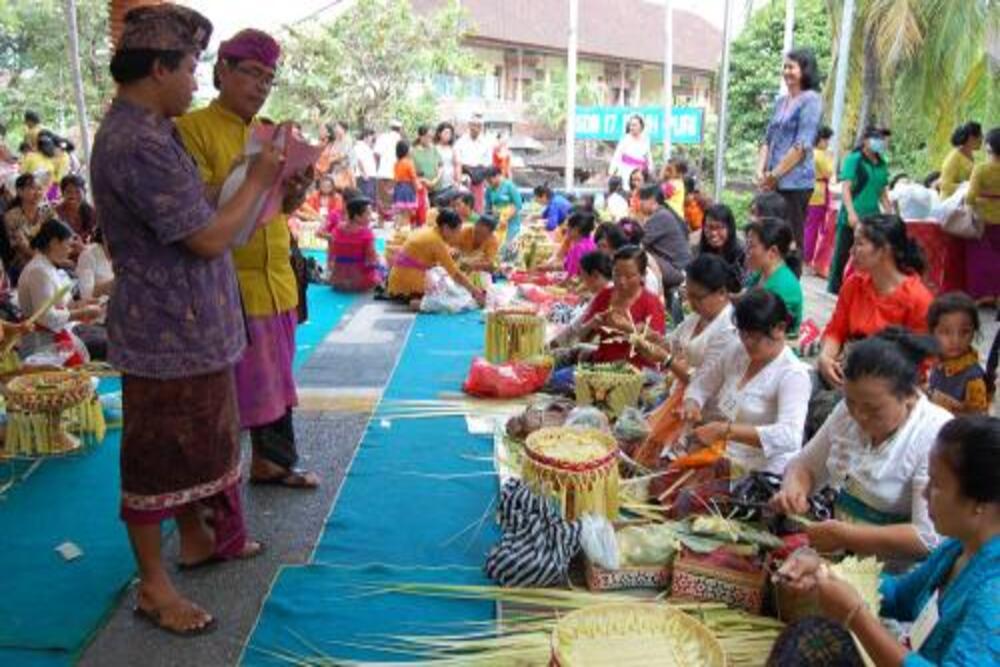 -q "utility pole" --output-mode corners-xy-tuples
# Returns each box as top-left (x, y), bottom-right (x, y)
(714, 0), (734, 200)
(830, 0), (856, 166)
(565, 0), (579, 190)
(780, 0), (795, 93)
(663, 0), (673, 160)
(63, 0), (91, 166)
